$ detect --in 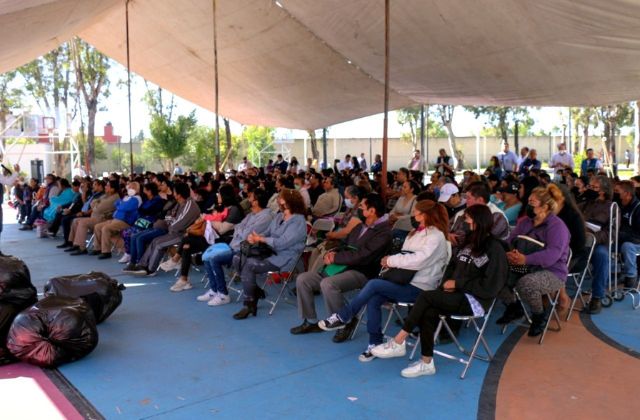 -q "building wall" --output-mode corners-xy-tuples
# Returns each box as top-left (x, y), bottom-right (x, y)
(288, 135), (632, 171)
